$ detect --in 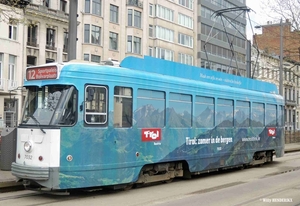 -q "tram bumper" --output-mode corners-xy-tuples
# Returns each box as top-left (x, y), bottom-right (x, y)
(11, 162), (49, 181)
